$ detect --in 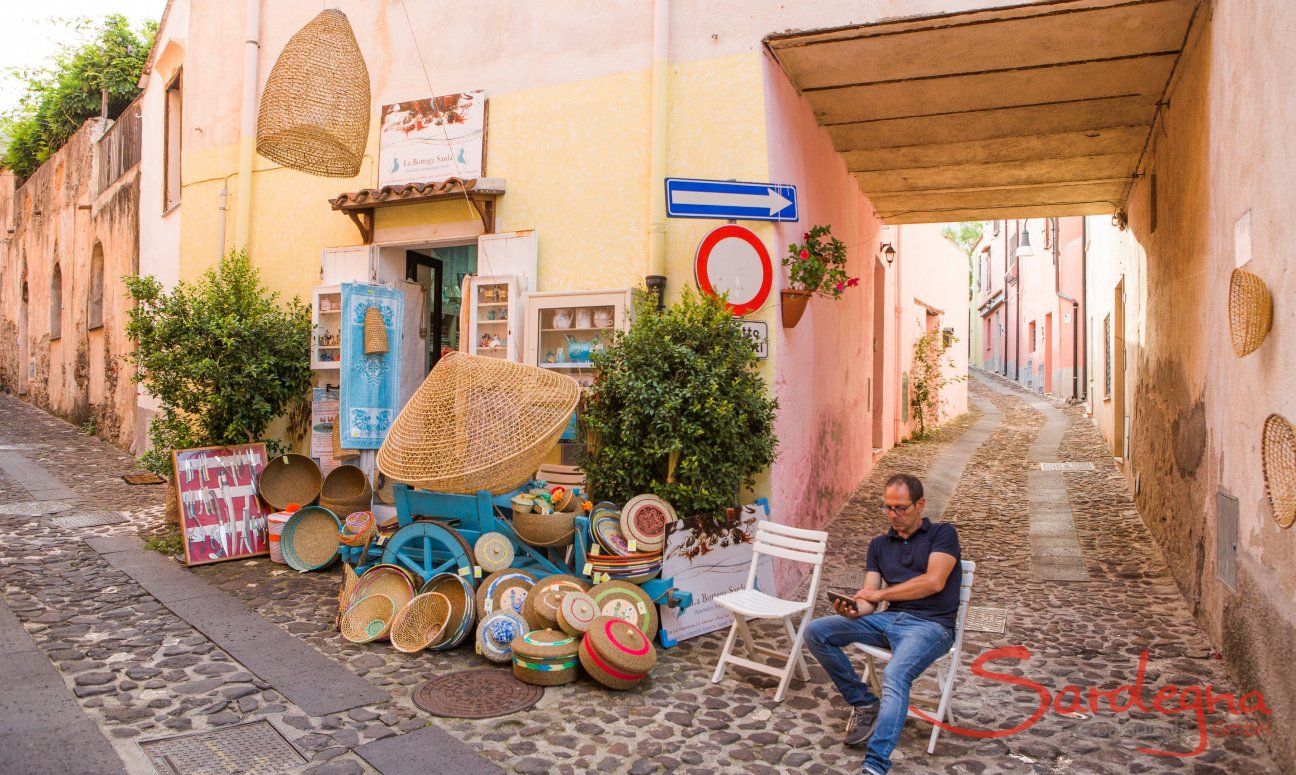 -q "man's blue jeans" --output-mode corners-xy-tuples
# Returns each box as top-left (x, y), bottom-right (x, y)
(805, 611), (953, 775)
